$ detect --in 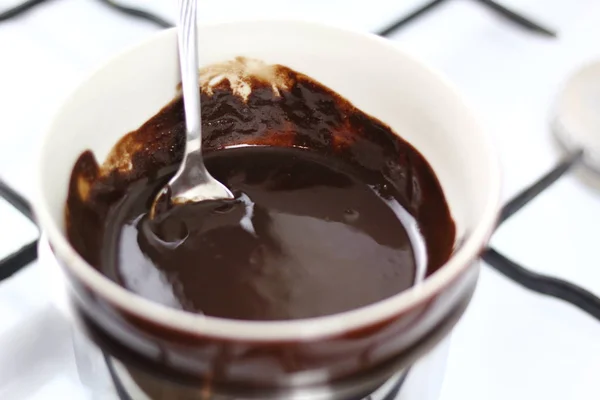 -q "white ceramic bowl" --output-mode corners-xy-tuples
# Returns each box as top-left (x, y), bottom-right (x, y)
(33, 20), (500, 399)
